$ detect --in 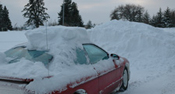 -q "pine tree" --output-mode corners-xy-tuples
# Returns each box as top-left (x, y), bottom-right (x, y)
(0, 4), (12, 31)
(156, 8), (164, 27)
(22, 0), (50, 28)
(150, 9), (163, 27)
(143, 11), (150, 24)
(2, 6), (12, 30)
(136, 9), (143, 22)
(70, 2), (83, 27)
(171, 11), (175, 27)
(85, 20), (93, 29)
(163, 7), (173, 27)
(58, 0), (84, 27)
(150, 15), (157, 27)
(0, 4), (3, 31)
(58, 0), (72, 26)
